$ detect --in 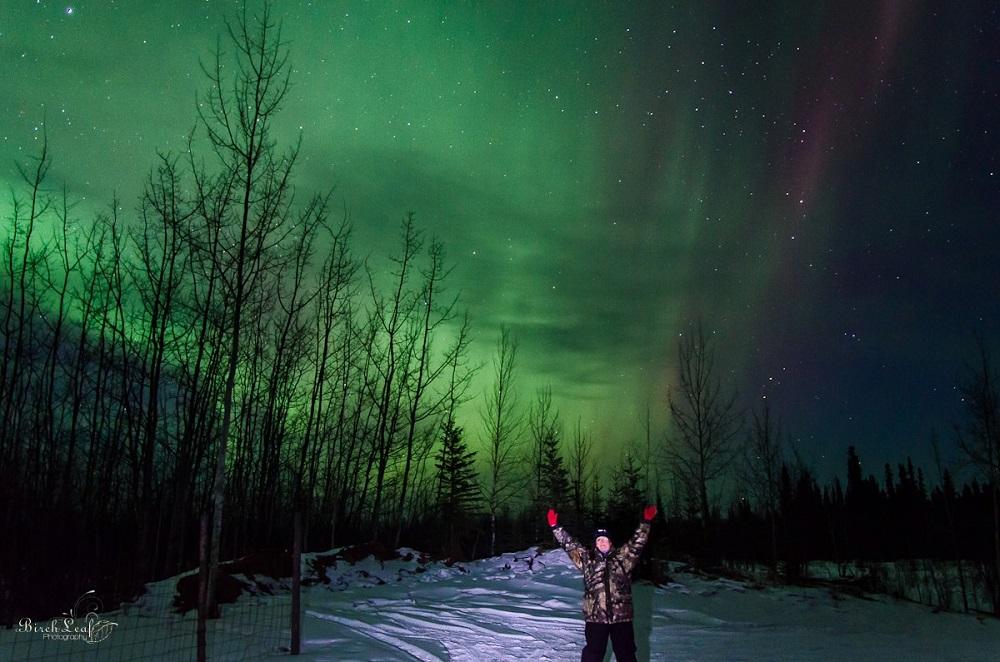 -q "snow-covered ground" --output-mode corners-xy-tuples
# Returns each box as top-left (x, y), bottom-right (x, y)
(3, 546), (998, 661)
(284, 548), (1000, 662)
